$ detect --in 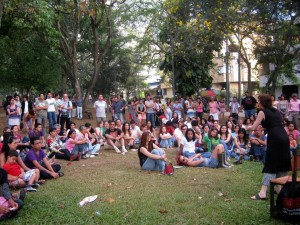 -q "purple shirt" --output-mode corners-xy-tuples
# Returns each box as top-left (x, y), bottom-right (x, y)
(24, 149), (46, 169)
(28, 130), (44, 139)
